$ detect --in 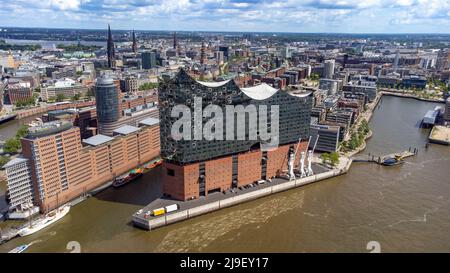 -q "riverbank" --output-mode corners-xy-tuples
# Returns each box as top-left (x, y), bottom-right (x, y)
(380, 90), (445, 103)
(341, 91), (382, 157)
